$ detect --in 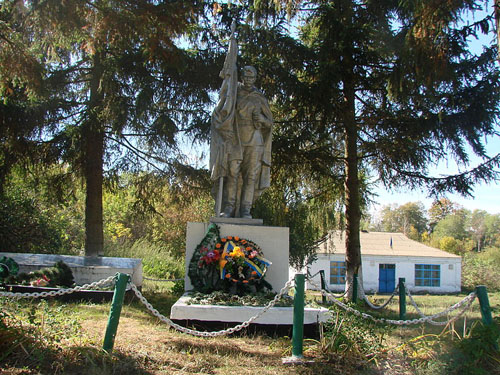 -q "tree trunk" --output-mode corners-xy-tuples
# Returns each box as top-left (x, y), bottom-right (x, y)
(343, 91), (361, 299)
(342, 9), (362, 299)
(83, 52), (104, 257)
